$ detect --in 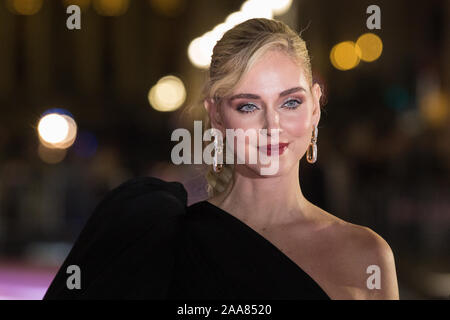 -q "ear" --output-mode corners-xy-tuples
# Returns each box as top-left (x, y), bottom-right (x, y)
(311, 83), (322, 126)
(204, 98), (224, 132)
